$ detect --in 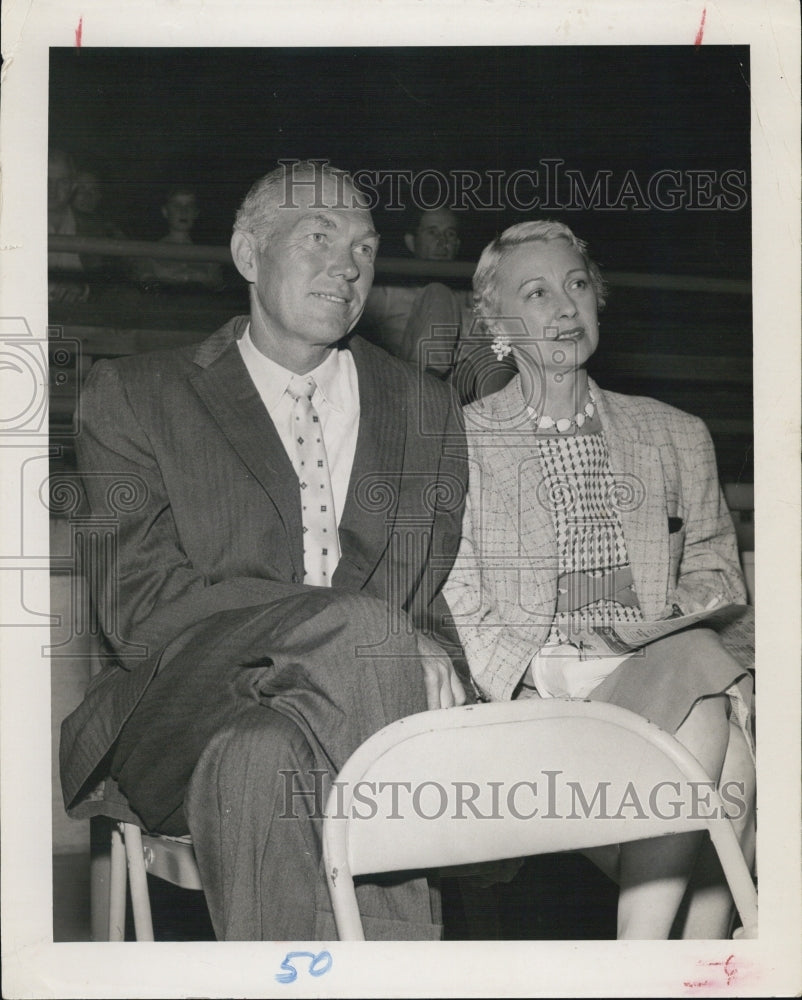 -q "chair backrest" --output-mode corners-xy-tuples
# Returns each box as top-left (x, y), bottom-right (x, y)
(323, 700), (757, 940)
